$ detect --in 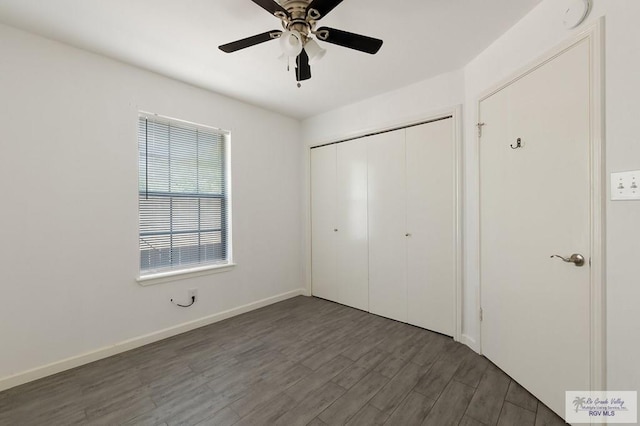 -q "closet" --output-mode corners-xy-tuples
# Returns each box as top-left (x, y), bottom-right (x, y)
(310, 117), (456, 336)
